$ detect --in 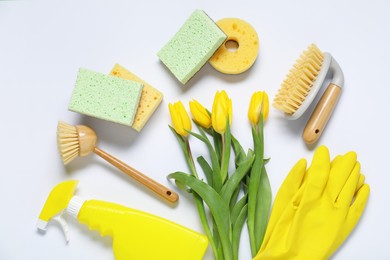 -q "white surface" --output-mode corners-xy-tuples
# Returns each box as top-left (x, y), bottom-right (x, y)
(1, 1), (389, 259)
